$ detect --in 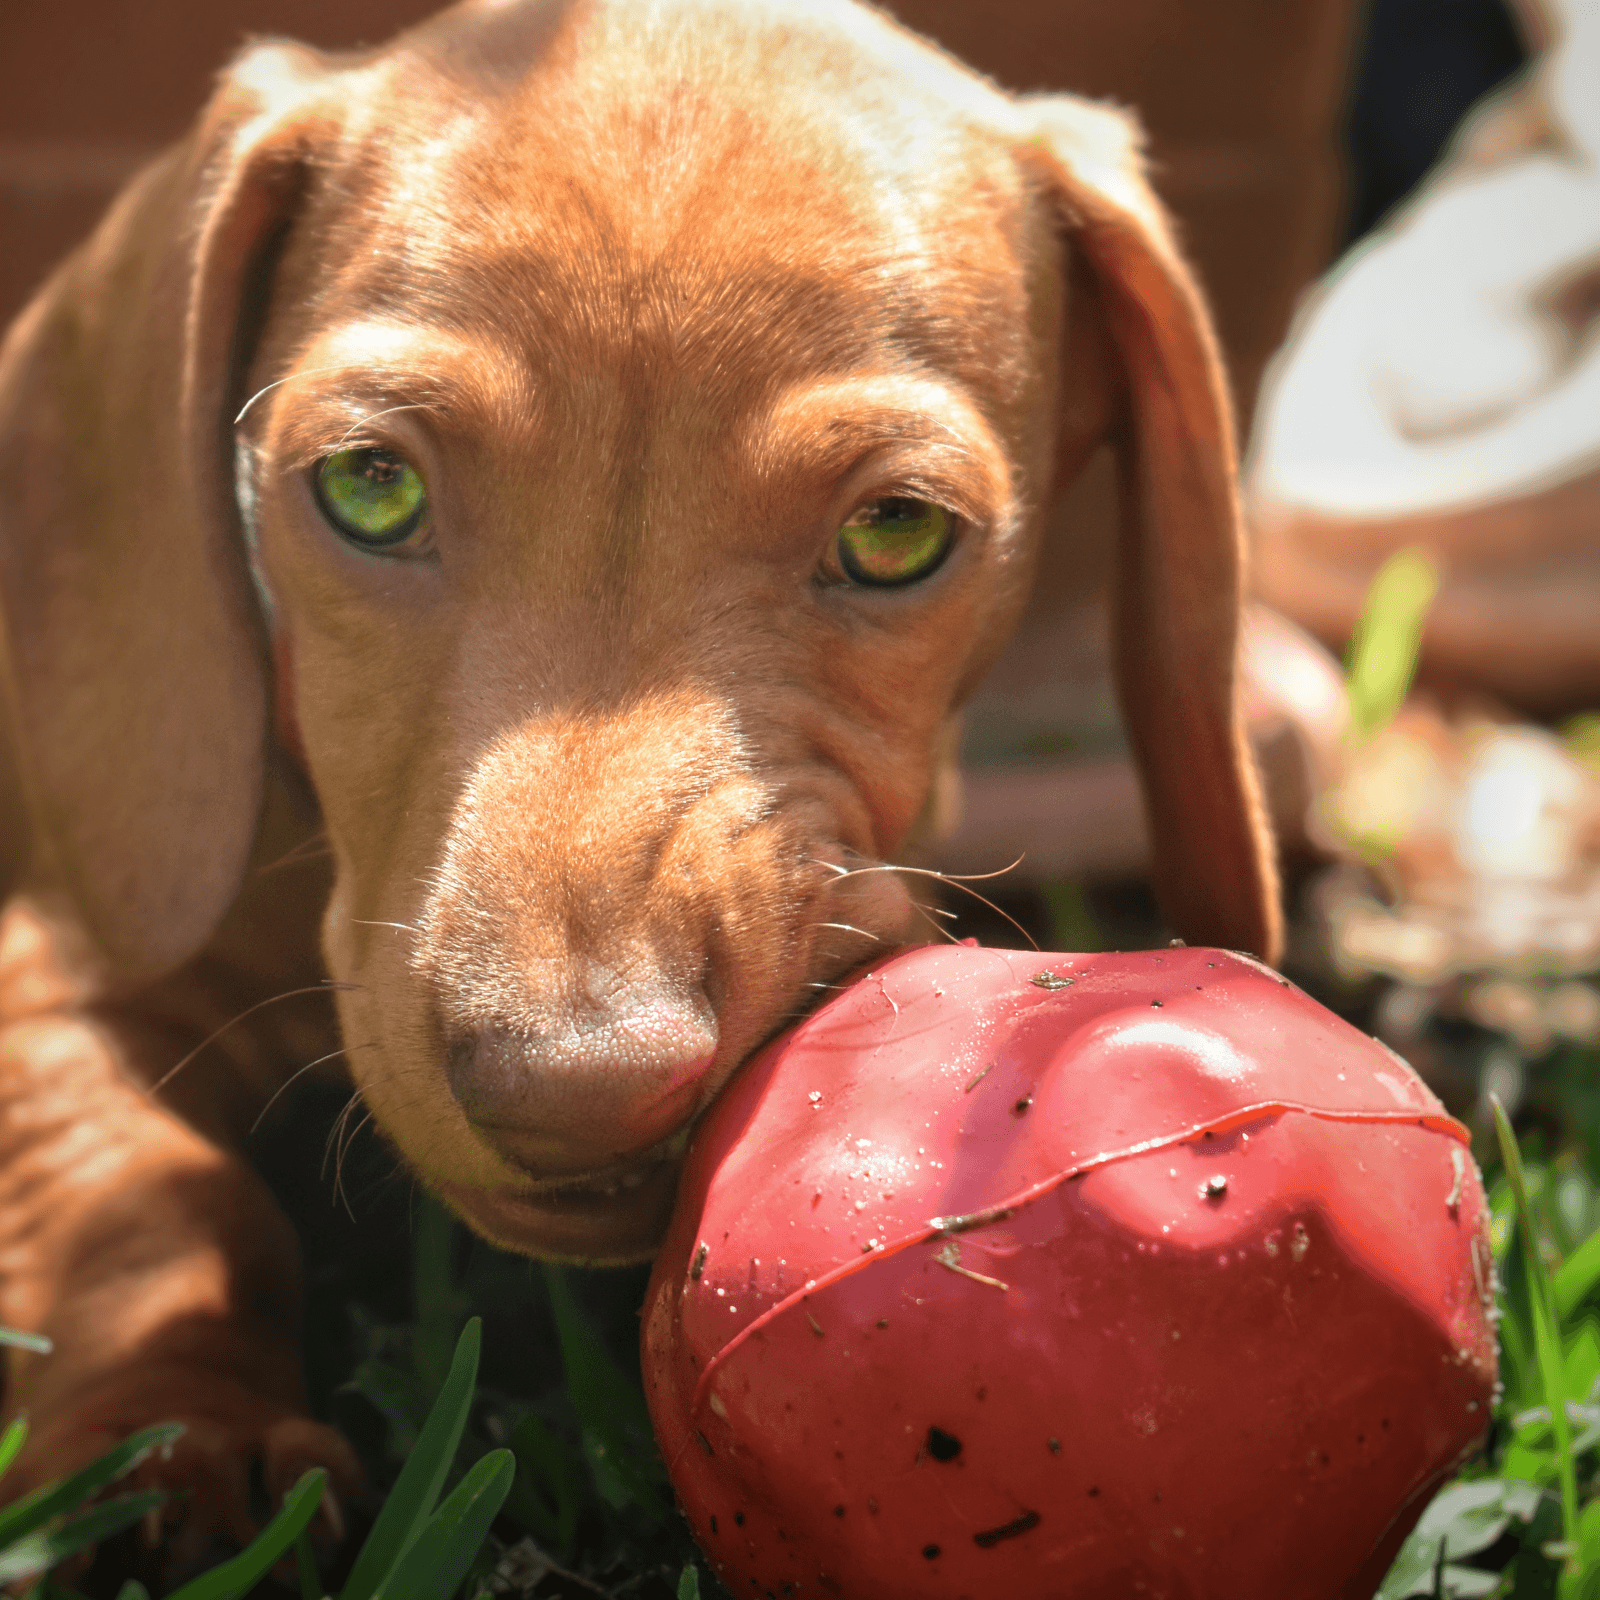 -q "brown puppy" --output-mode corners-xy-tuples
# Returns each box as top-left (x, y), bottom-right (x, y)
(0, 0), (1277, 1558)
